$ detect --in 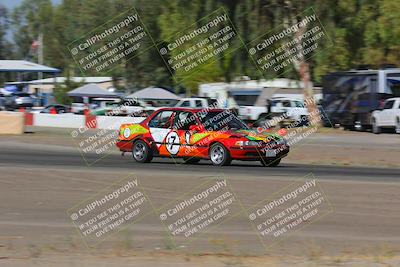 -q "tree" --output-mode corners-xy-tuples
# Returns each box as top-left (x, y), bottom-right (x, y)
(8, 0), (400, 98)
(0, 5), (15, 84)
(53, 72), (84, 105)
(0, 5), (13, 59)
(12, 0), (53, 63)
